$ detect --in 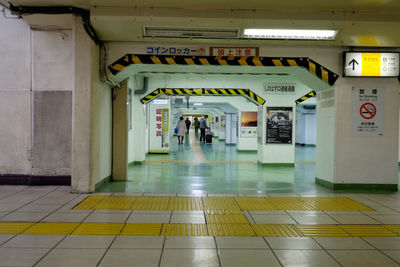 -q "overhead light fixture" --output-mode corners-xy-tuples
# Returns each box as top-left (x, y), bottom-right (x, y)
(243, 29), (337, 40)
(193, 103), (203, 106)
(144, 26), (238, 39)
